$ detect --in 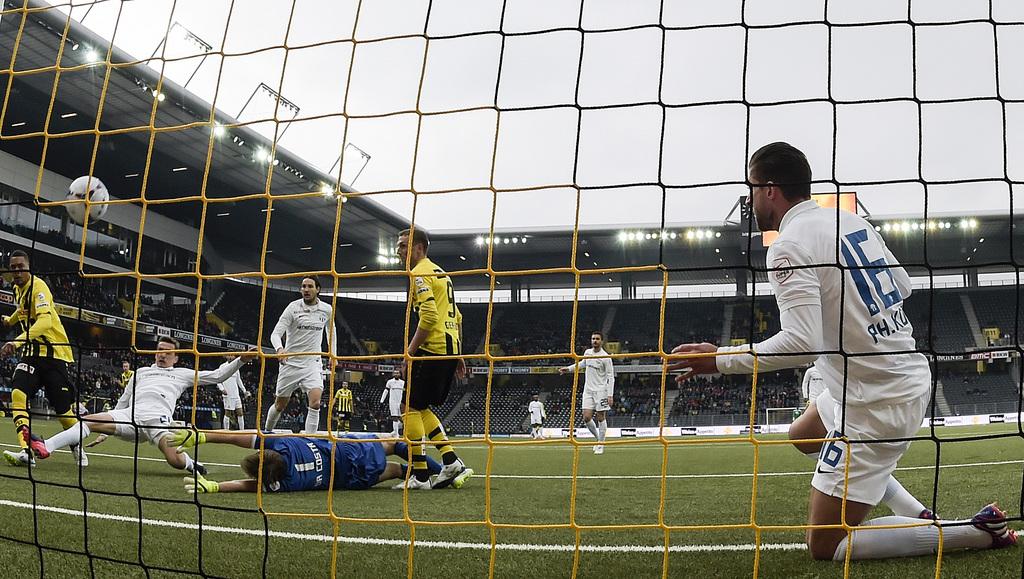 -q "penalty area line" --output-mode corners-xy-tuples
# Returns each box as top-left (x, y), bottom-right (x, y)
(0, 498), (804, 554)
